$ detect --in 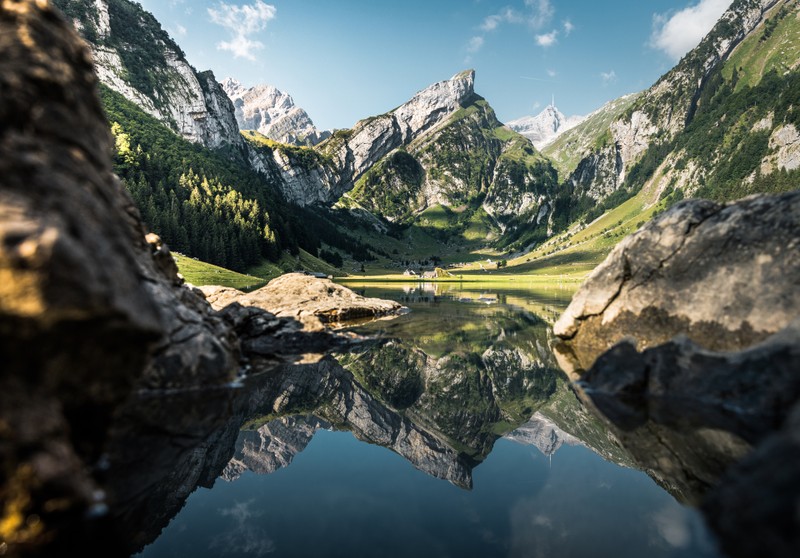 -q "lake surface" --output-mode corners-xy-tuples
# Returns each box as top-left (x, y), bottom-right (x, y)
(136, 282), (721, 558)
